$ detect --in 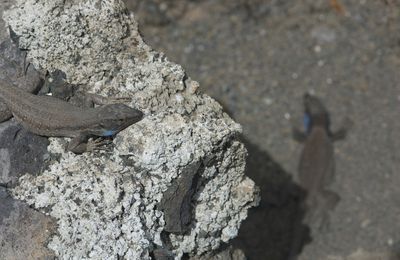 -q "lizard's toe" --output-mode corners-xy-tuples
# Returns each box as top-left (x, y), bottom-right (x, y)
(86, 137), (114, 151)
